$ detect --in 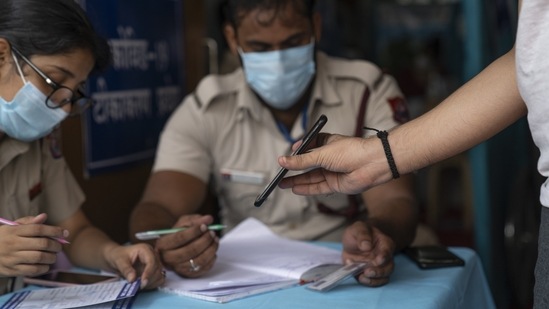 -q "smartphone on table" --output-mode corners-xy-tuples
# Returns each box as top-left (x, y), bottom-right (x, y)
(254, 114), (328, 207)
(23, 270), (119, 287)
(404, 246), (465, 269)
